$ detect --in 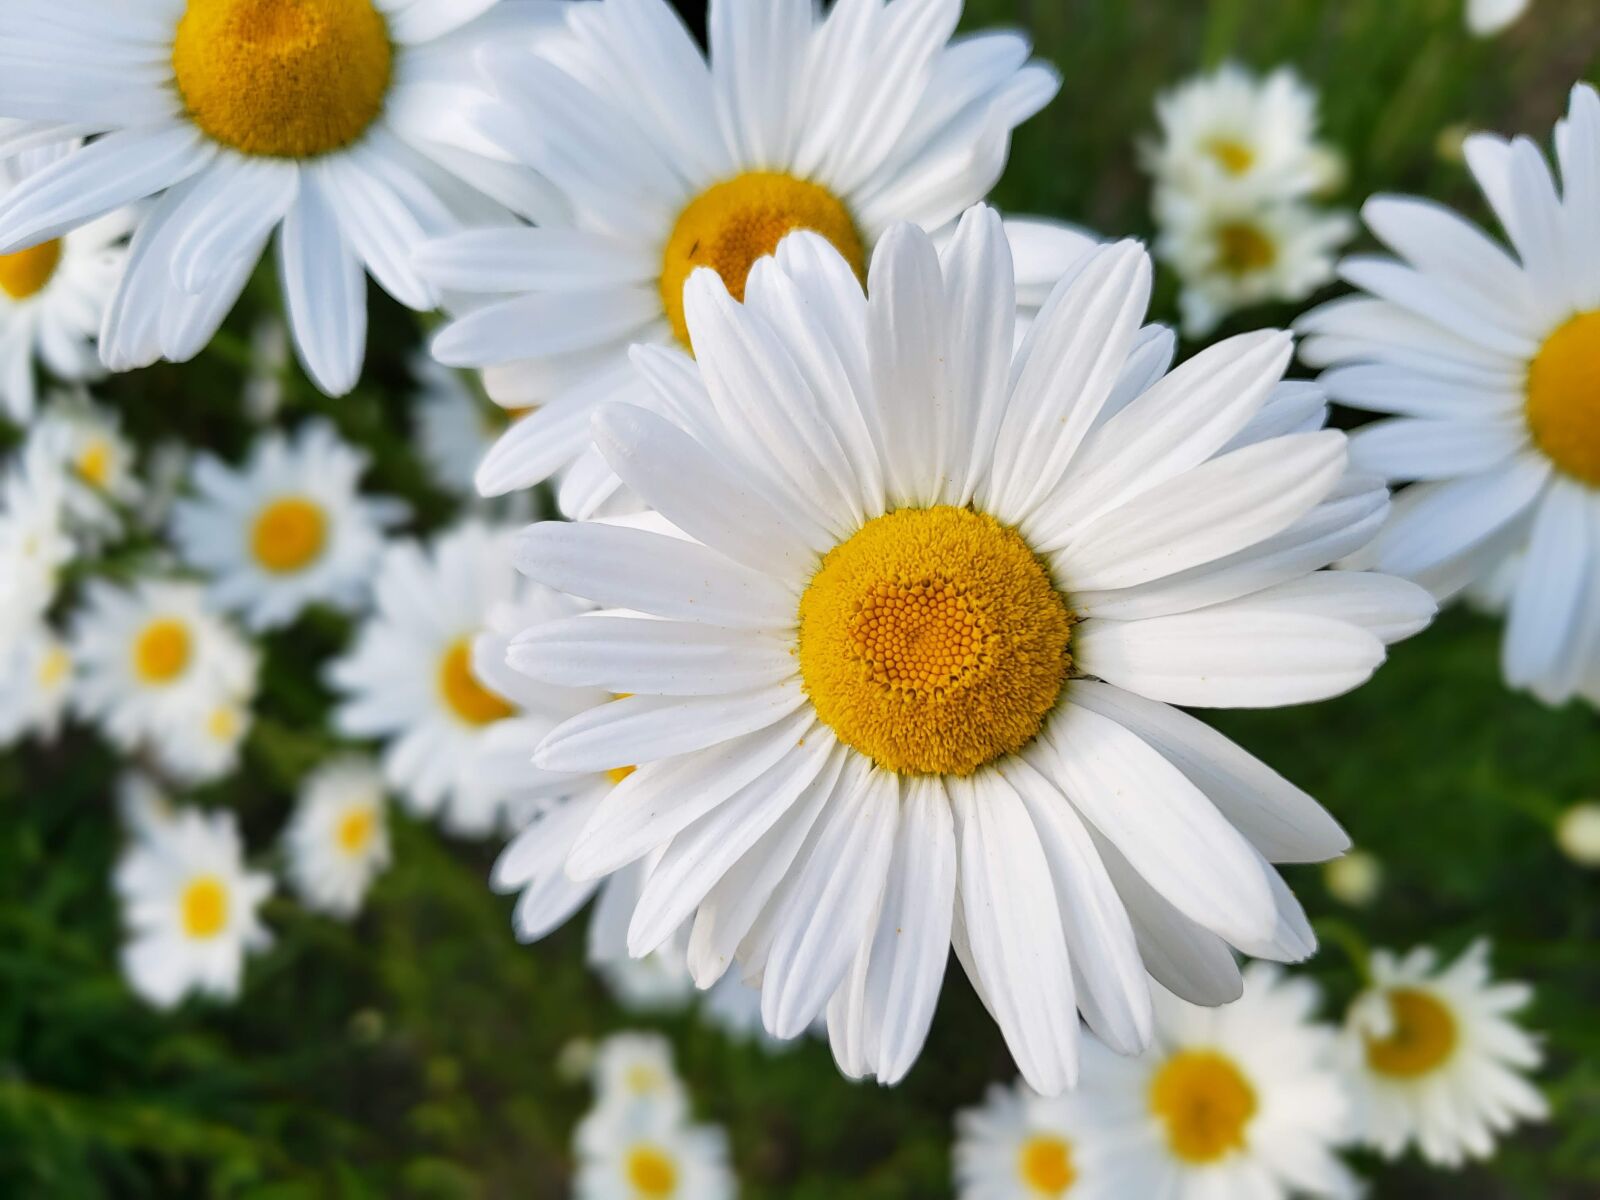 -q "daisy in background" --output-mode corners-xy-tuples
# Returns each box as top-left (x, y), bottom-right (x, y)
(589, 1033), (690, 1125)
(26, 392), (142, 544)
(0, 431), (73, 649)
(1468, 0), (1531, 36)
(954, 1080), (1099, 1199)
(0, 0), (567, 397)
(410, 351), (534, 512)
(1323, 848), (1383, 908)
(508, 209), (1434, 1094)
(0, 134), (129, 423)
(1301, 83), (1600, 707)
(117, 771), (178, 841)
(0, 619), (72, 745)
(114, 805), (274, 1009)
(417, 0), (1077, 515)
(170, 420), (404, 632)
(1341, 941), (1546, 1167)
(284, 756), (392, 918)
(1555, 801), (1600, 867)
